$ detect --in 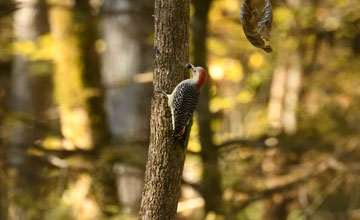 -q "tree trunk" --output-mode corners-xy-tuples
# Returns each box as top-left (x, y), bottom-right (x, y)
(101, 0), (154, 213)
(7, 0), (52, 219)
(139, 0), (189, 218)
(100, 0), (153, 214)
(49, 0), (109, 150)
(191, 0), (223, 215)
(101, 0), (153, 141)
